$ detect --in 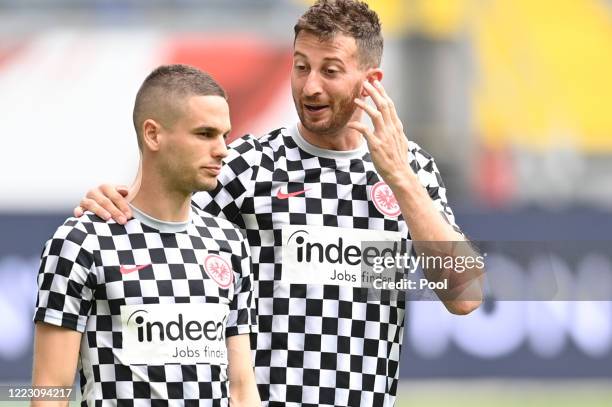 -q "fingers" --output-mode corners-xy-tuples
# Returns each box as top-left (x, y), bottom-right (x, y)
(84, 184), (130, 224)
(367, 80), (406, 136)
(354, 80), (410, 159)
(73, 206), (84, 218)
(79, 197), (112, 221)
(347, 120), (373, 138)
(354, 98), (385, 134)
(347, 121), (381, 150)
(363, 81), (393, 125)
(109, 185), (132, 219)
